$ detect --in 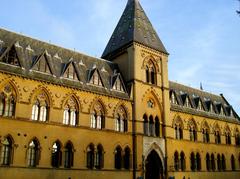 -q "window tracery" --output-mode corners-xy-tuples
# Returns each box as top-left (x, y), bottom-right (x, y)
(63, 97), (78, 126)
(31, 93), (48, 122)
(0, 84), (16, 117)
